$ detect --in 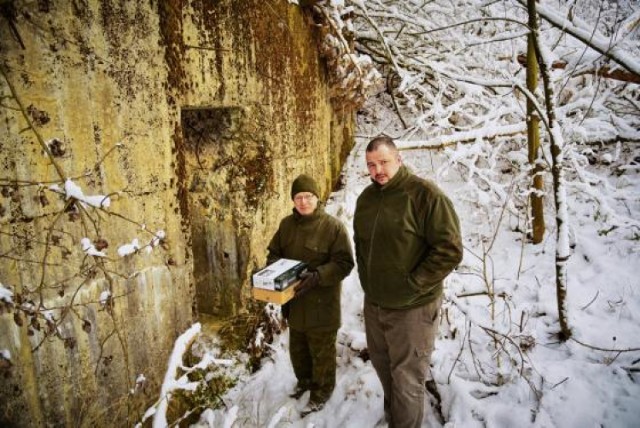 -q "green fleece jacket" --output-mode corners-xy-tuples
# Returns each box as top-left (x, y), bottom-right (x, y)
(353, 165), (463, 309)
(267, 205), (354, 331)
